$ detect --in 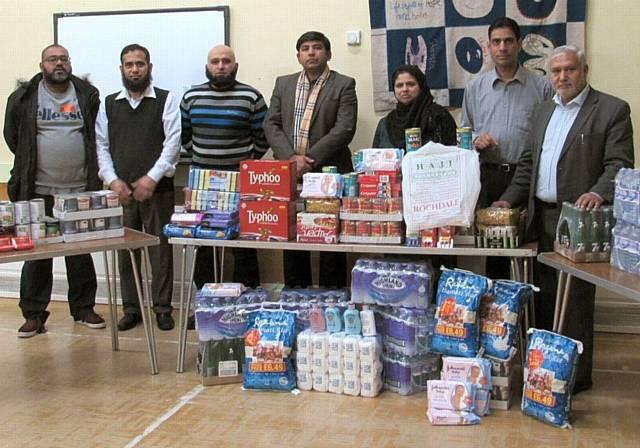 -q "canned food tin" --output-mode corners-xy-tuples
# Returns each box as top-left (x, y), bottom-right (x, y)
(30, 222), (46, 240)
(29, 198), (46, 223)
(322, 166), (338, 173)
(106, 194), (120, 208)
(57, 195), (79, 212)
(90, 193), (106, 209)
(16, 223), (31, 237)
(358, 197), (372, 214)
(371, 198), (387, 214)
(342, 196), (359, 213)
(356, 220), (371, 236)
(93, 217), (106, 231)
(45, 218), (60, 237)
(342, 220), (356, 236)
(77, 195), (91, 211)
(370, 221), (383, 237)
(405, 127), (422, 152)
(107, 216), (123, 229)
(77, 219), (90, 233)
(456, 126), (473, 150)
(0, 202), (15, 227)
(387, 197), (403, 214)
(387, 221), (403, 237)
(14, 201), (31, 225)
(61, 220), (78, 234)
